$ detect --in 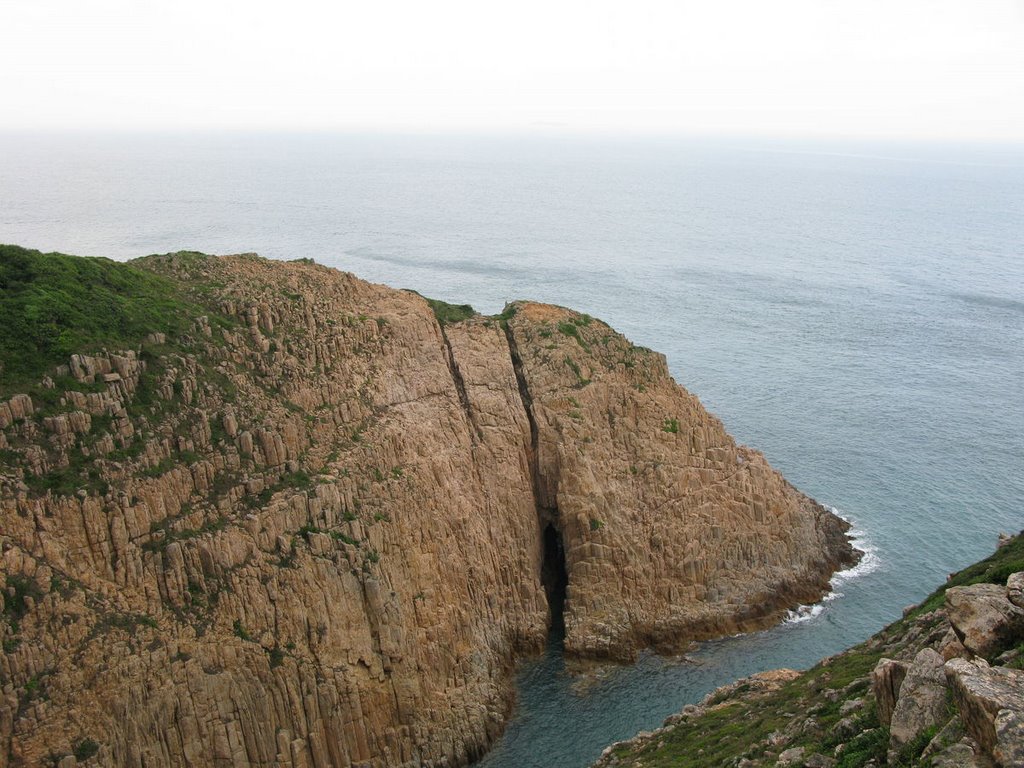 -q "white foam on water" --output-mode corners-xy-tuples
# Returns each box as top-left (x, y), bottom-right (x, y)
(784, 602), (828, 624)
(831, 507), (882, 584)
(783, 508), (881, 625)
